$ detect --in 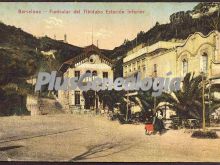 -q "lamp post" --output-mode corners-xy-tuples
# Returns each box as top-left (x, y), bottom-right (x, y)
(125, 75), (131, 122)
(153, 70), (157, 114)
(95, 90), (97, 113)
(201, 72), (206, 131)
(126, 90), (129, 122)
(208, 79), (212, 127)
